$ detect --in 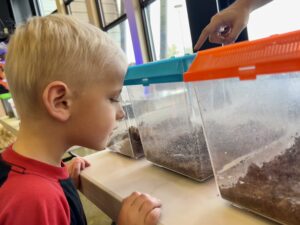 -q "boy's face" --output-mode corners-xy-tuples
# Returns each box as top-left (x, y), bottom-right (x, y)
(69, 64), (126, 150)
